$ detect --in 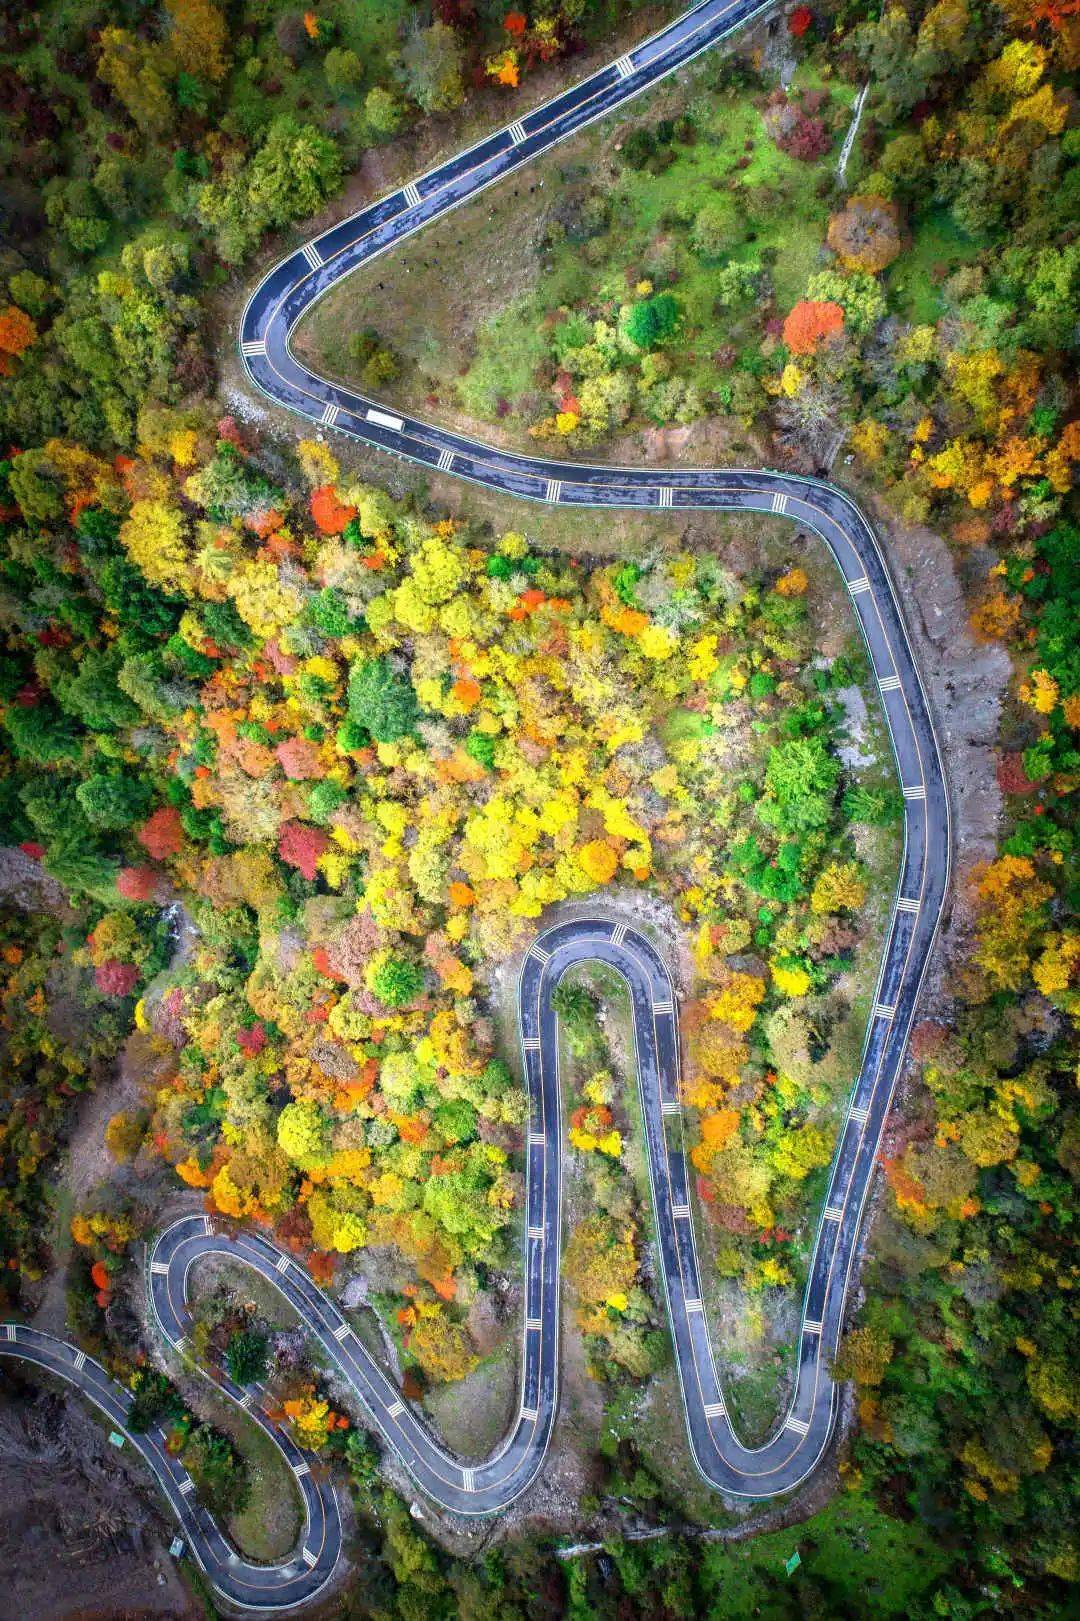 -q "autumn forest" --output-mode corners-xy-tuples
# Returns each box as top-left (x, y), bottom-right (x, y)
(0, 0), (1077, 1616)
